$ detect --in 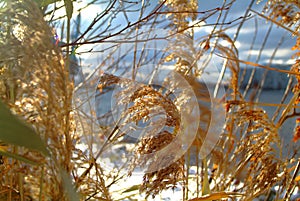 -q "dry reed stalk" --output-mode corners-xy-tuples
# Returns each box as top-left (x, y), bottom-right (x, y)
(112, 78), (185, 198)
(0, 1), (111, 200)
(0, 1), (74, 199)
(1, 0), (299, 200)
(132, 131), (185, 199)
